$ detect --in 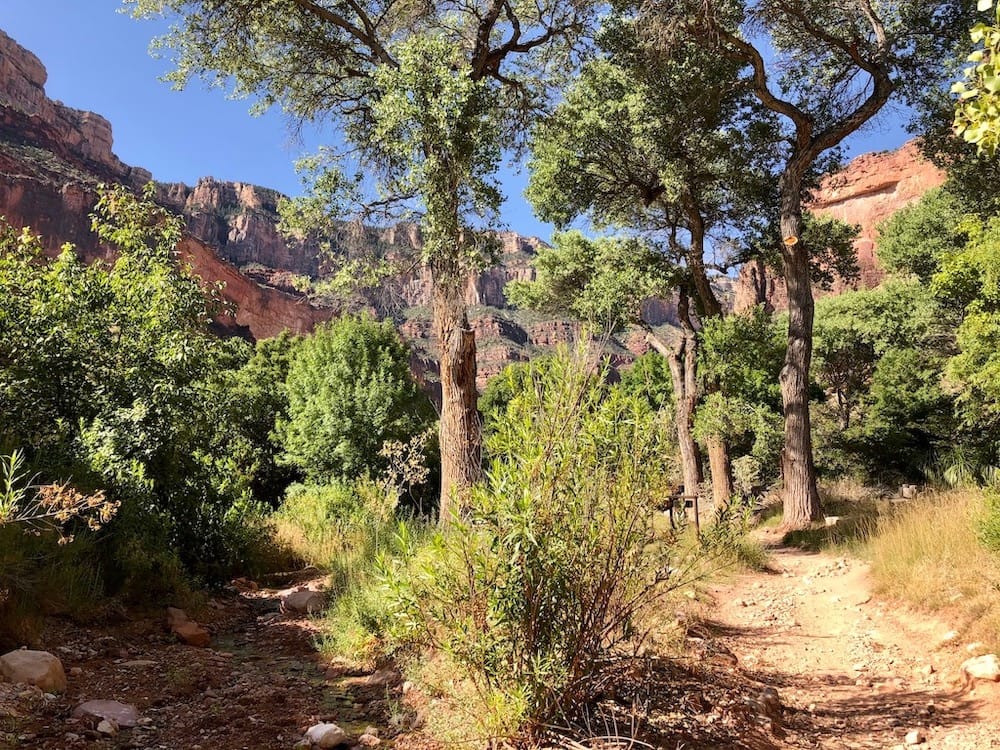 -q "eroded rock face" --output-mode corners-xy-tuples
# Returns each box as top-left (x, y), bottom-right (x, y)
(733, 142), (946, 312)
(0, 29), (331, 341)
(0, 28), (638, 386)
